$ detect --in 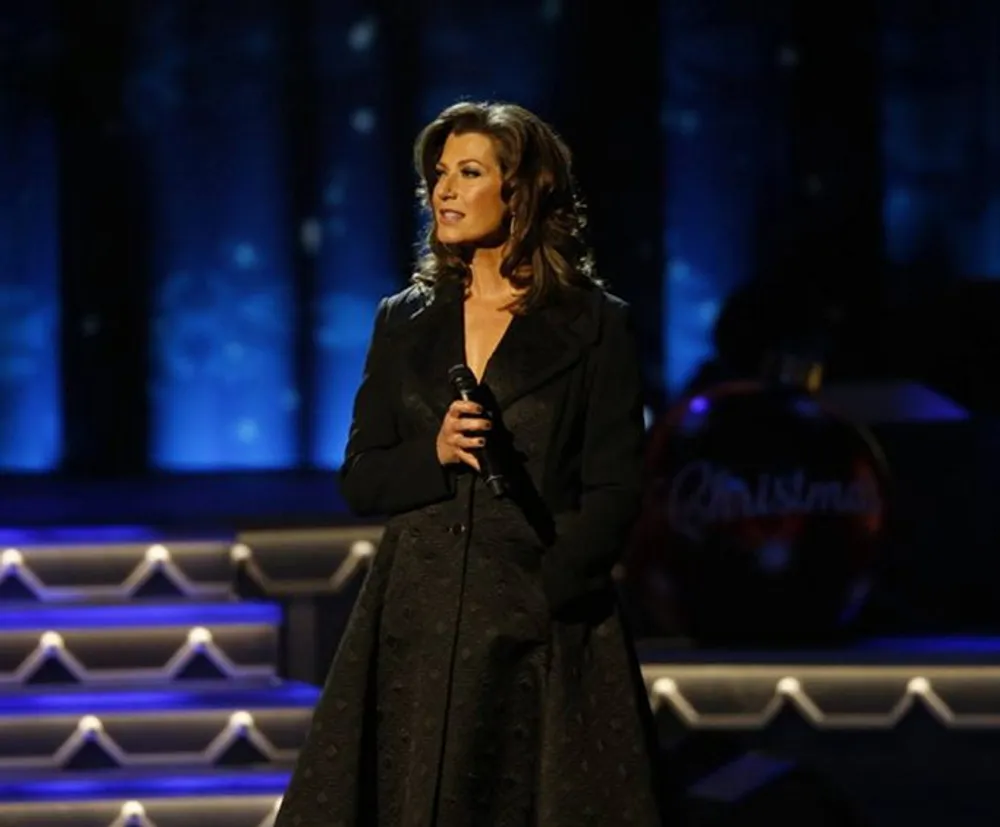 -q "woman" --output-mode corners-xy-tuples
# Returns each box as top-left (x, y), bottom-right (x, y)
(275, 101), (667, 826)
